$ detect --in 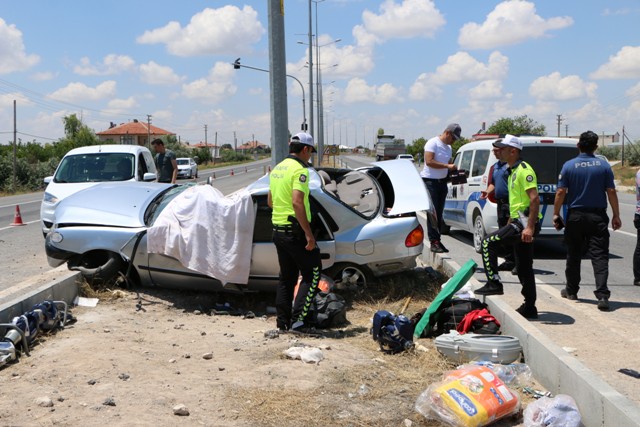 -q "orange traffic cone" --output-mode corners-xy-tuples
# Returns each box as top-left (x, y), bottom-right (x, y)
(10, 205), (26, 226)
